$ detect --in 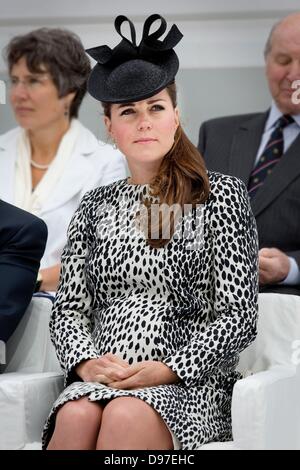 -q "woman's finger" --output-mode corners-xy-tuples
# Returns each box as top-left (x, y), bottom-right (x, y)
(103, 353), (129, 368)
